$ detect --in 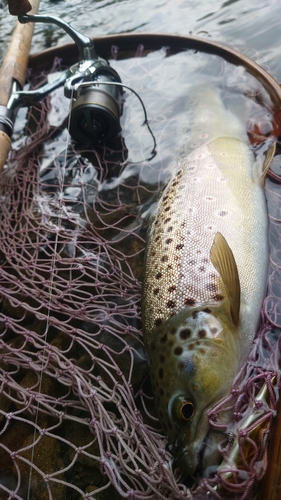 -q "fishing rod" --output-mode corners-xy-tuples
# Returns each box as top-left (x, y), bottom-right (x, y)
(0, 0), (41, 170)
